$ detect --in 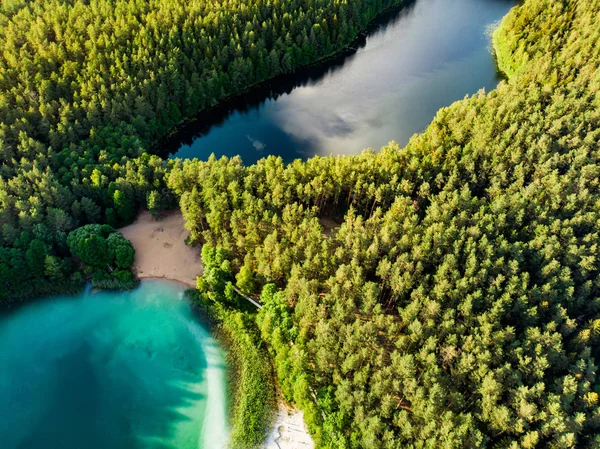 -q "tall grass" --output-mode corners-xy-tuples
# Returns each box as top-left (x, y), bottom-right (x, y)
(187, 291), (275, 448)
